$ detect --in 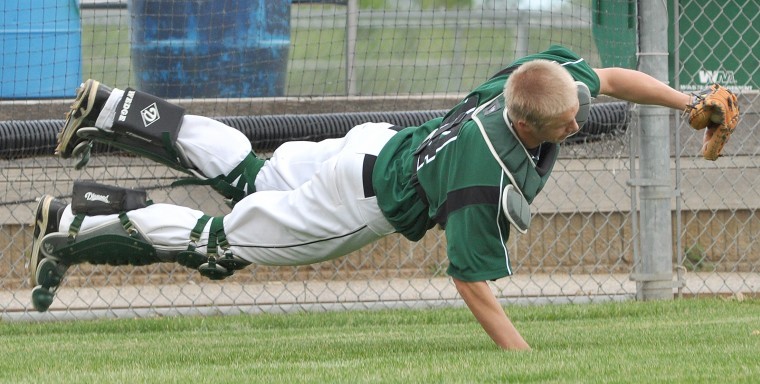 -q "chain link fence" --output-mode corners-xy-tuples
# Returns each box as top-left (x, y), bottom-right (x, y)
(673, 0), (760, 296)
(1, 0), (758, 321)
